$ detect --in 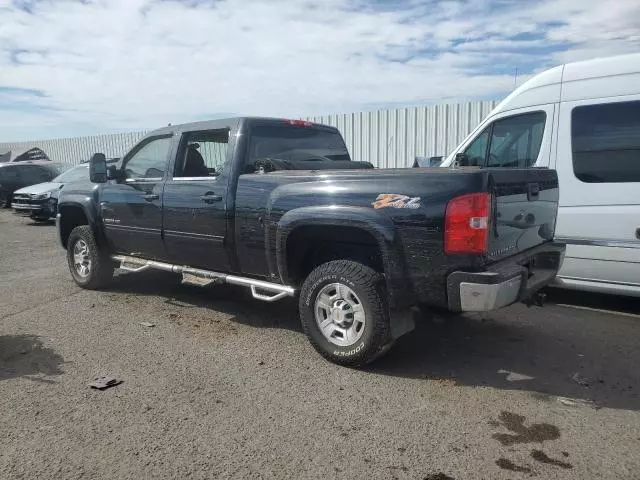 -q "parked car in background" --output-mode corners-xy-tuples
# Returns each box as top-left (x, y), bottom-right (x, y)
(11, 159), (120, 222)
(0, 147), (50, 163)
(0, 161), (61, 208)
(438, 53), (640, 297)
